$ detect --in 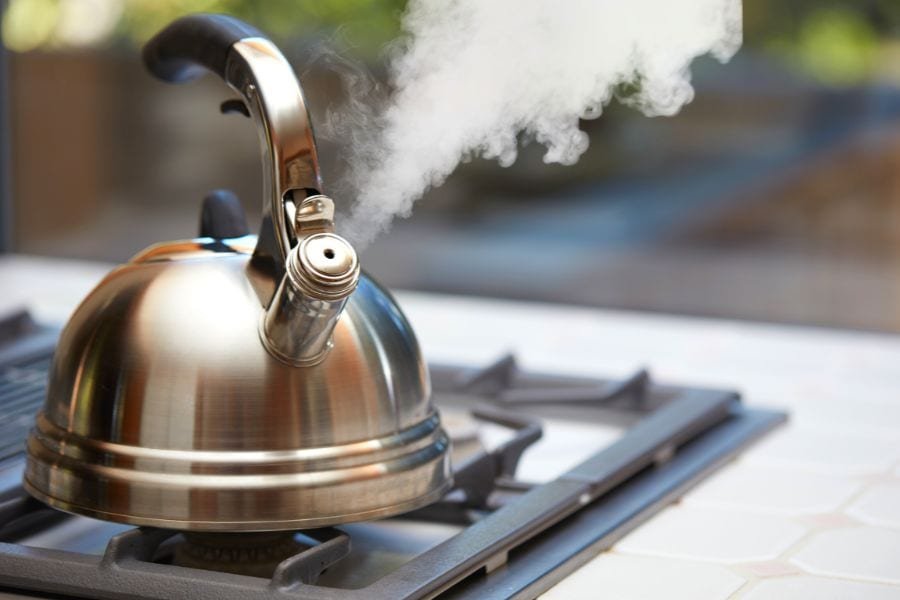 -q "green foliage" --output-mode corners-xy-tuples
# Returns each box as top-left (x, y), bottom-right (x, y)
(3, 0), (406, 58)
(746, 0), (899, 85)
(119, 0), (405, 54)
(2, 0), (899, 84)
